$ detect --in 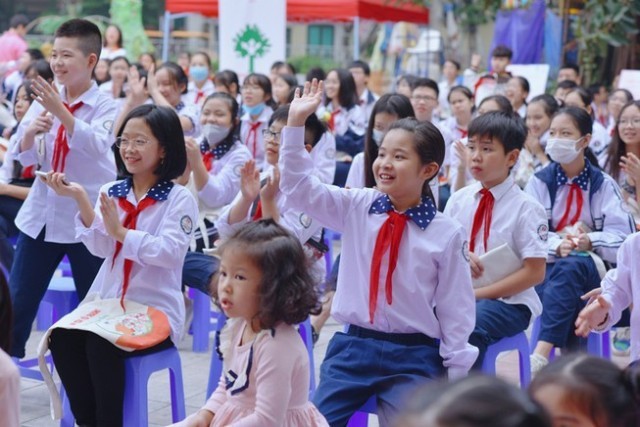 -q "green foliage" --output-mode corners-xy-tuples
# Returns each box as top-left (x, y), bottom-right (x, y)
(288, 55), (339, 75)
(110, 0), (154, 60)
(573, 0), (640, 85)
(234, 25), (271, 72)
(397, 0), (502, 28)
